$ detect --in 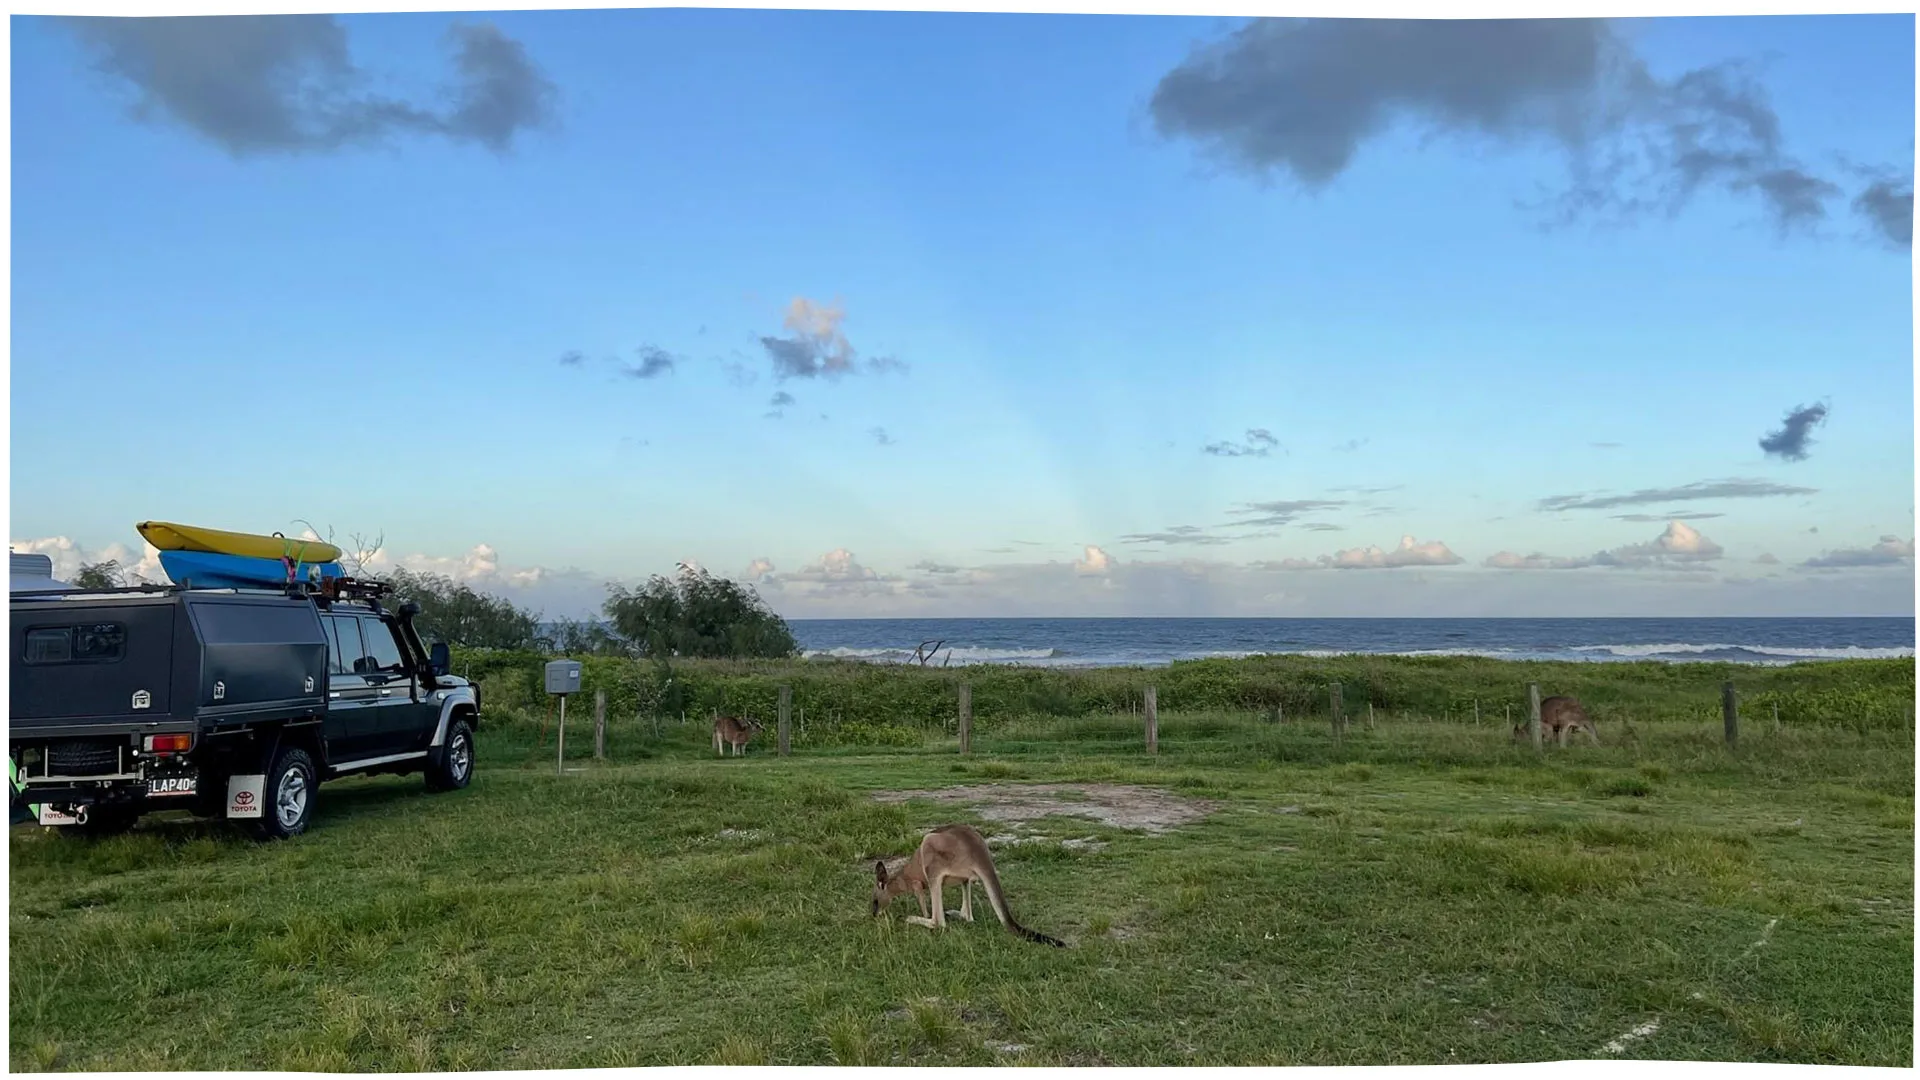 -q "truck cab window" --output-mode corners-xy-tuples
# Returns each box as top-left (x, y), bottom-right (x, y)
(361, 617), (408, 674)
(326, 615), (366, 676)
